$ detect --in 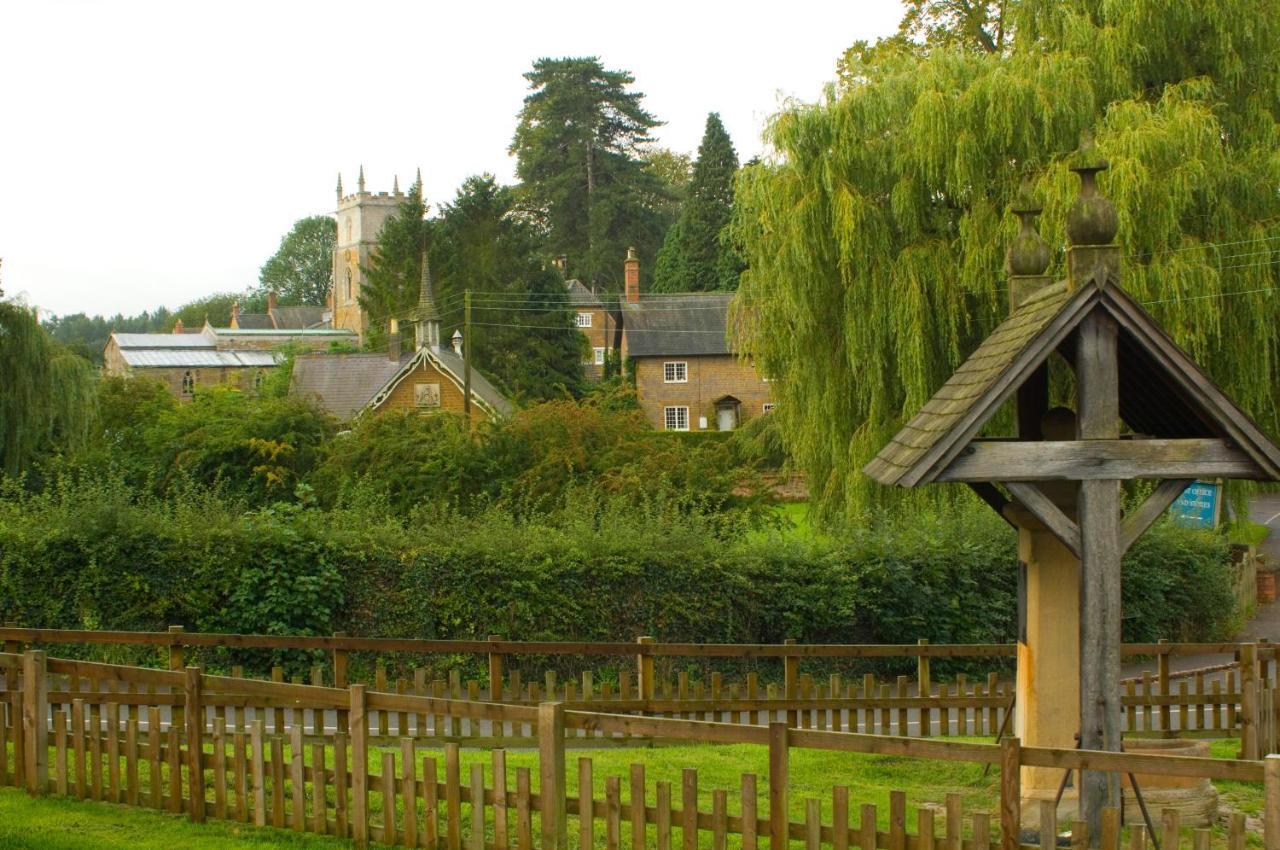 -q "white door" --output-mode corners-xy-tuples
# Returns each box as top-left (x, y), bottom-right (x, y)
(717, 405), (737, 431)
